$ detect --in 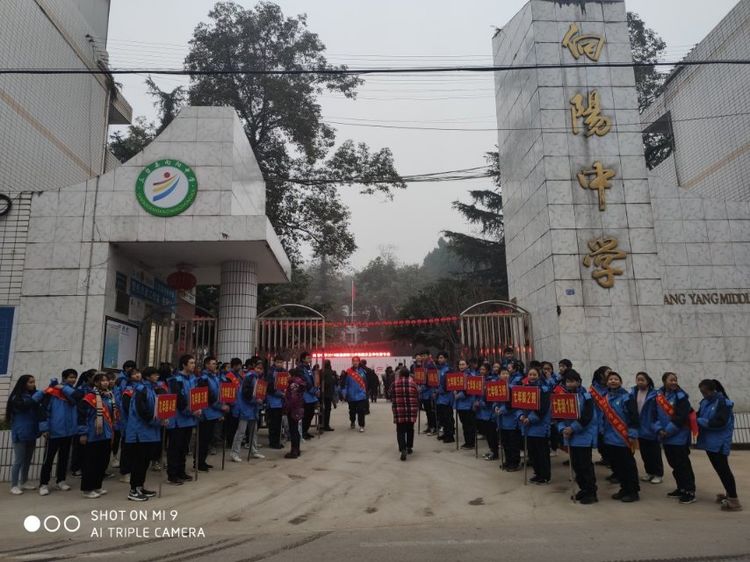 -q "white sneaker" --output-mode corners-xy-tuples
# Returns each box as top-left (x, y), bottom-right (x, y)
(82, 490), (101, 499)
(95, 489), (108, 495)
(359, 427), (365, 433)
(10, 486), (23, 495)
(251, 452), (265, 459)
(650, 476), (663, 484)
(230, 454), (243, 463)
(550, 450), (558, 457)
(111, 456), (120, 468)
(39, 485), (50, 496)
(119, 475), (131, 484)
(640, 474), (653, 482)
(21, 482), (37, 491)
(55, 482), (71, 491)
